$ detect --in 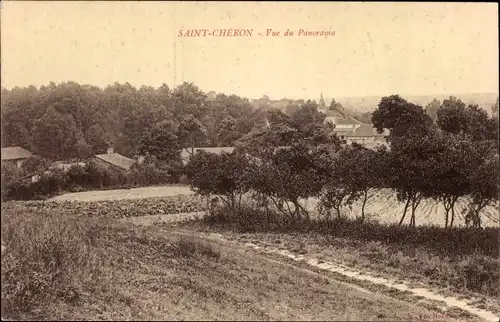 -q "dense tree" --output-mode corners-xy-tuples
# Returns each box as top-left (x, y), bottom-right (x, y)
(328, 97), (345, 116)
(185, 150), (250, 213)
(32, 106), (87, 160)
(177, 114), (208, 154)
(429, 133), (475, 227)
(217, 116), (240, 146)
(171, 82), (207, 120)
(372, 95), (434, 142)
(248, 144), (323, 221)
(436, 96), (468, 135)
(464, 153), (499, 228)
(318, 93), (327, 111)
(463, 104), (498, 142)
(425, 98), (441, 122)
(437, 97), (498, 142)
(1, 81), (270, 160)
(138, 120), (181, 163)
(21, 156), (52, 175)
(492, 98), (499, 117)
(340, 144), (388, 222)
